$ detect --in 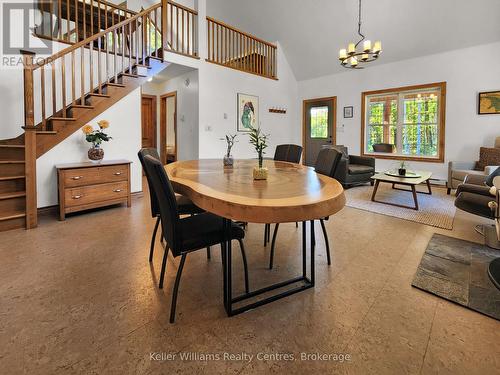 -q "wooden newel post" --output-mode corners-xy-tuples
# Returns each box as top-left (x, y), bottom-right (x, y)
(161, 0), (168, 61)
(21, 50), (38, 229)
